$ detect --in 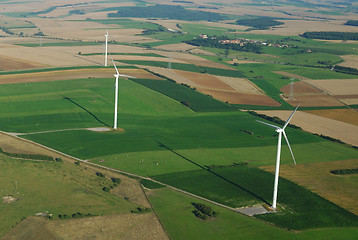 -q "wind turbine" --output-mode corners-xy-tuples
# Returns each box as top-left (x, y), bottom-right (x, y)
(105, 29), (108, 66)
(256, 104), (300, 210)
(111, 59), (135, 129)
